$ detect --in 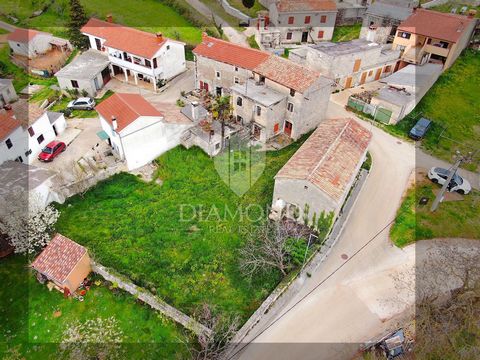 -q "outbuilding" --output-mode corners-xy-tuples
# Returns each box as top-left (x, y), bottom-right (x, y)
(31, 234), (91, 295)
(0, 79), (18, 106)
(272, 118), (371, 223)
(55, 49), (111, 96)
